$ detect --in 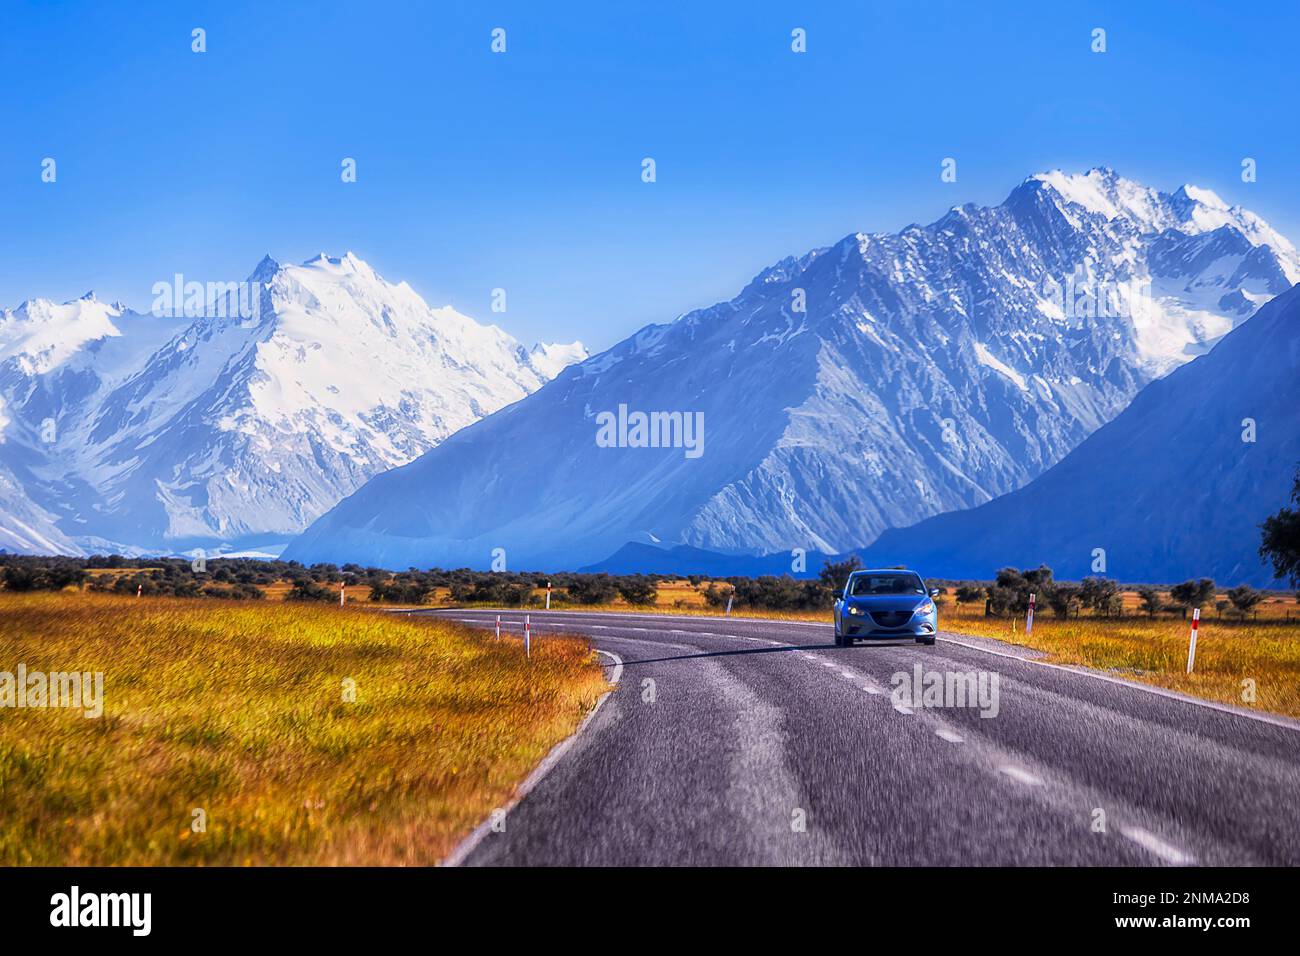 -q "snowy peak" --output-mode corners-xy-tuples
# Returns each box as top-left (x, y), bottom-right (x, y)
(0, 252), (589, 552)
(1171, 183), (1228, 210)
(1027, 168), (1298, 274)
(1027, 167), (1174, 232)
(1, 293), (126, 375)
(529, 340), (589, 378)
